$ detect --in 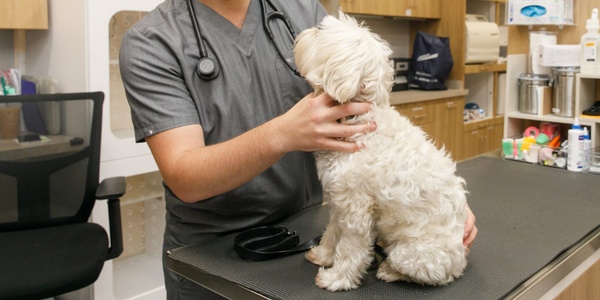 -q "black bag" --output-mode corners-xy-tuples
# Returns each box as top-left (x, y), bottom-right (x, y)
(410, 31), (454, 91)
